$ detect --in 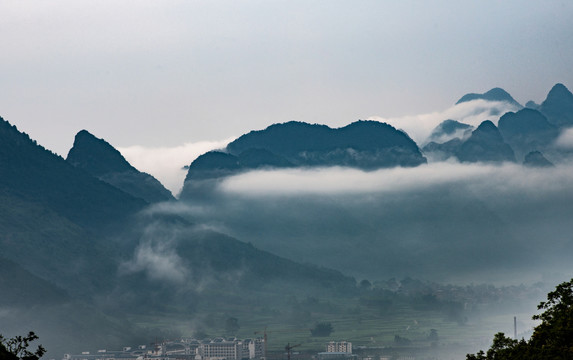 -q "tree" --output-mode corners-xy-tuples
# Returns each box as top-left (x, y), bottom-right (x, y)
(393, 335), (411, 346)
(466, 278), (573, 360)
(310, 322), (333, 337)
(0, 332), (45, 360)
(428, 329), (439, 342)
(224, 317), (240, 335)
